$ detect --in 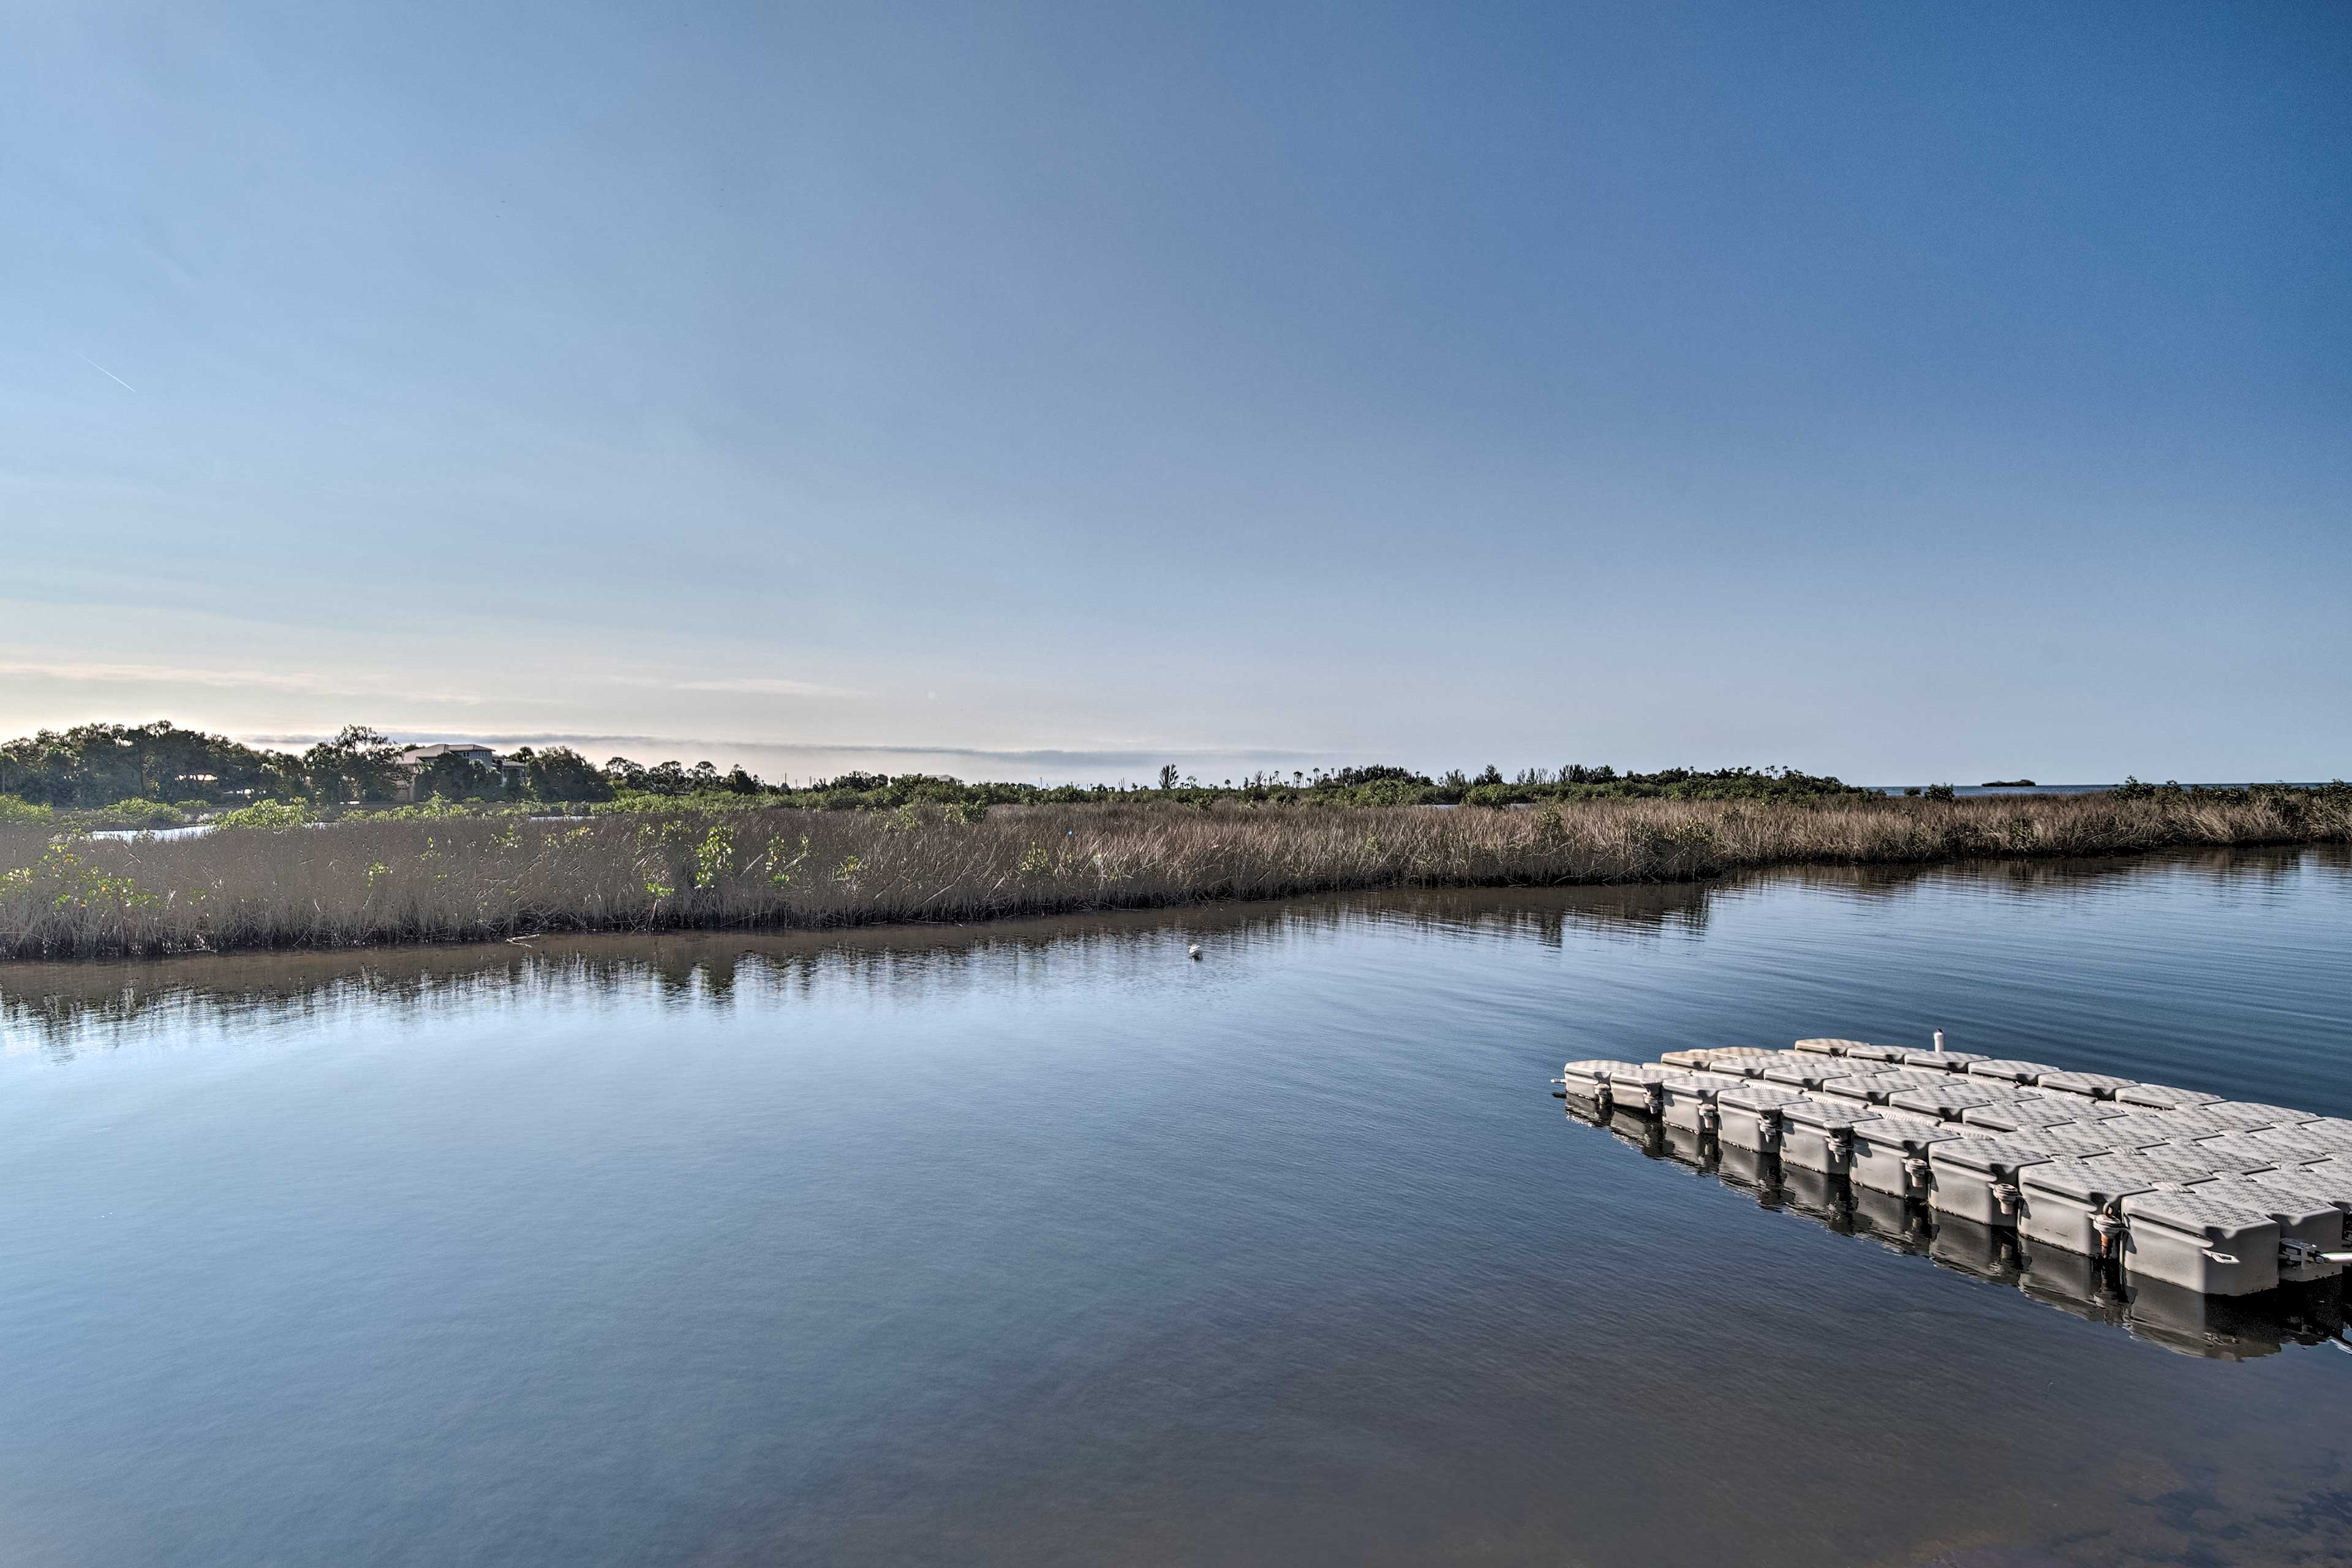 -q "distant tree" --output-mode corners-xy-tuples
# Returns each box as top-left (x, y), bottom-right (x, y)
(301, 725), (404, 802)
(1158, 764), (1179, 791)
(645, 761), (688, 796)
(0, 720), (288, 805)
(415, 752), (499, 802)
(1324, 764), (1429, 789)
(526, 747), (612, 802)
(255, 751), (309, 801)
(722, 765), (761, 795)
(689, 761), (720, 791)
